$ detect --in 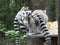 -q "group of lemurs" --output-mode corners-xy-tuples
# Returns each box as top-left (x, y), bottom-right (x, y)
(14, 7), (51, 45)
